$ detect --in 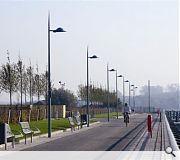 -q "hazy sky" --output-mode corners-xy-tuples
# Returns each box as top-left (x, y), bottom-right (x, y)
(0, 0), (179, 102)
